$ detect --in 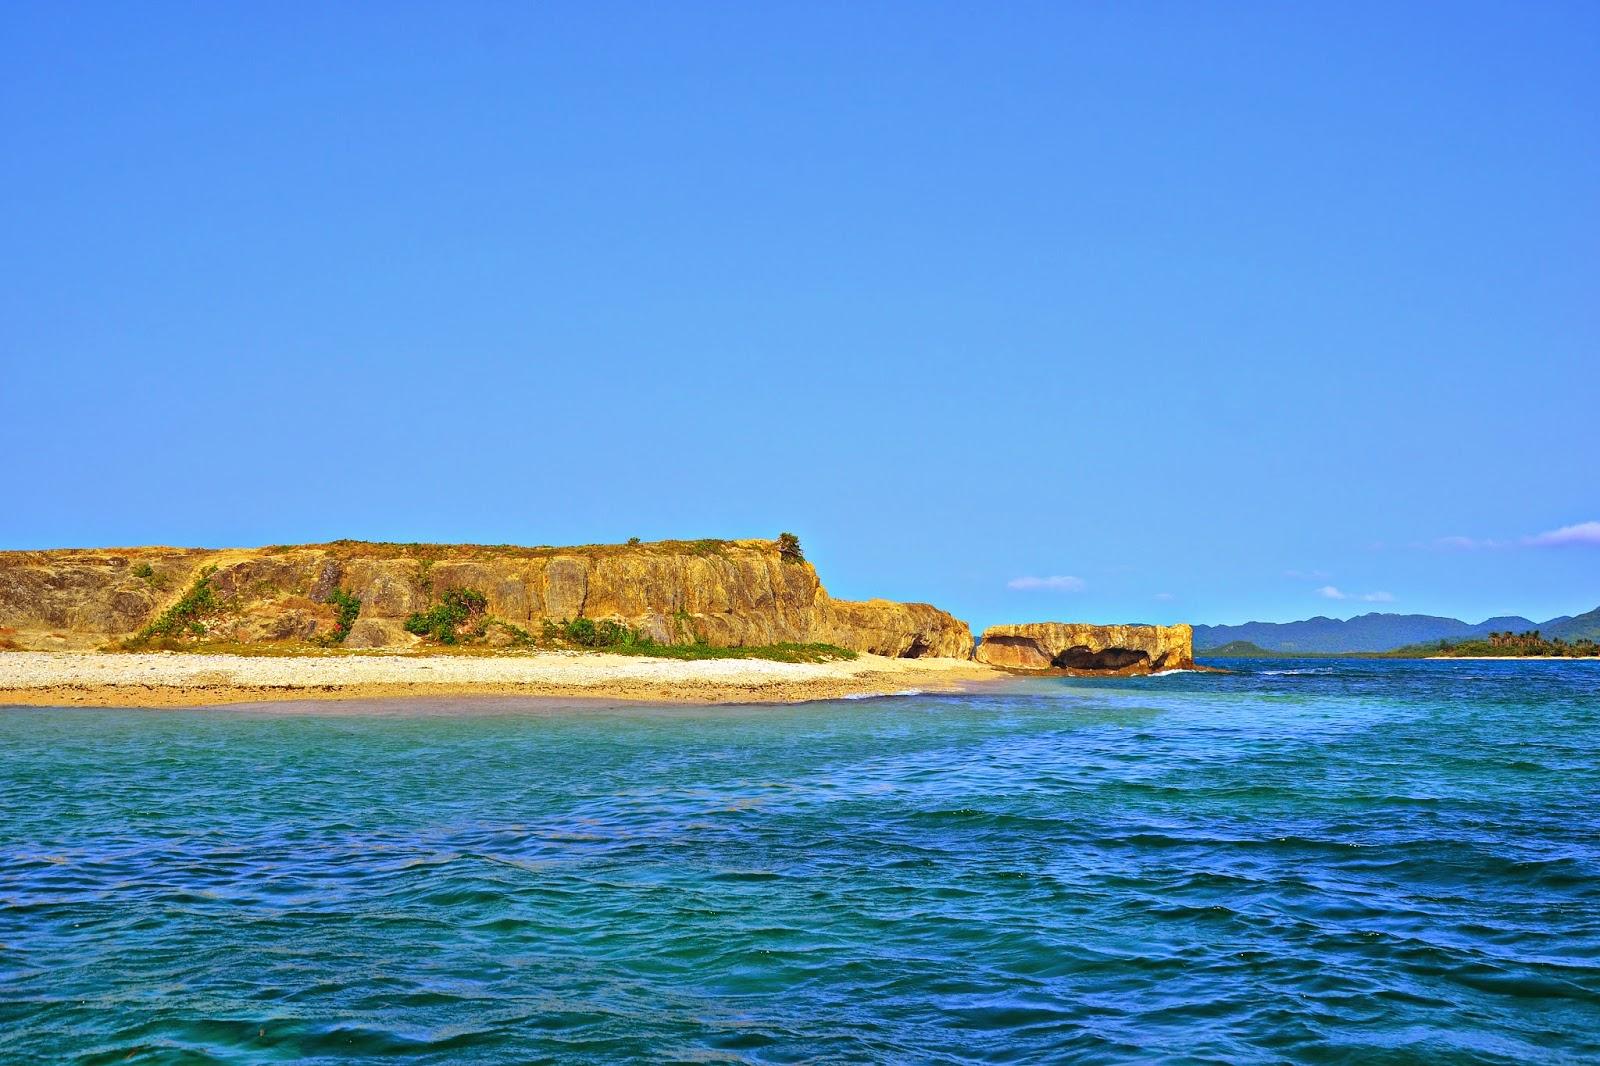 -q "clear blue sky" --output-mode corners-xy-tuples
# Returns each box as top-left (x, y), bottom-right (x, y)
(3, 2), (1596, 631)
